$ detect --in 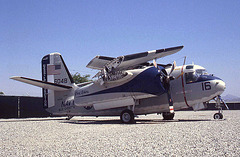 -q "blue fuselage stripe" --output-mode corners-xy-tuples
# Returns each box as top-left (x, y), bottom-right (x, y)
(77, 67), (166, 97)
